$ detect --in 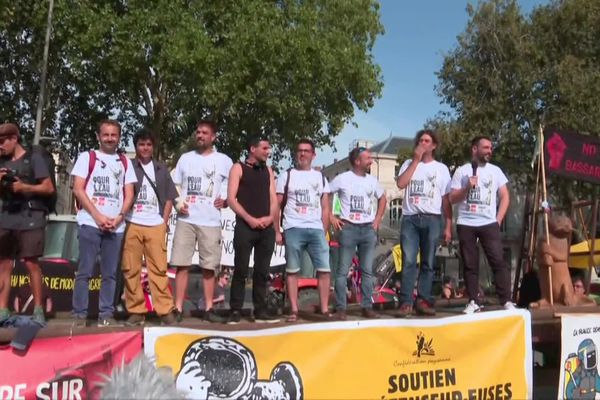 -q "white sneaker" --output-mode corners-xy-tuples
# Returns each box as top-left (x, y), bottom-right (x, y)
(503, 302), (516, 310)
(462, 300), (481, 314)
